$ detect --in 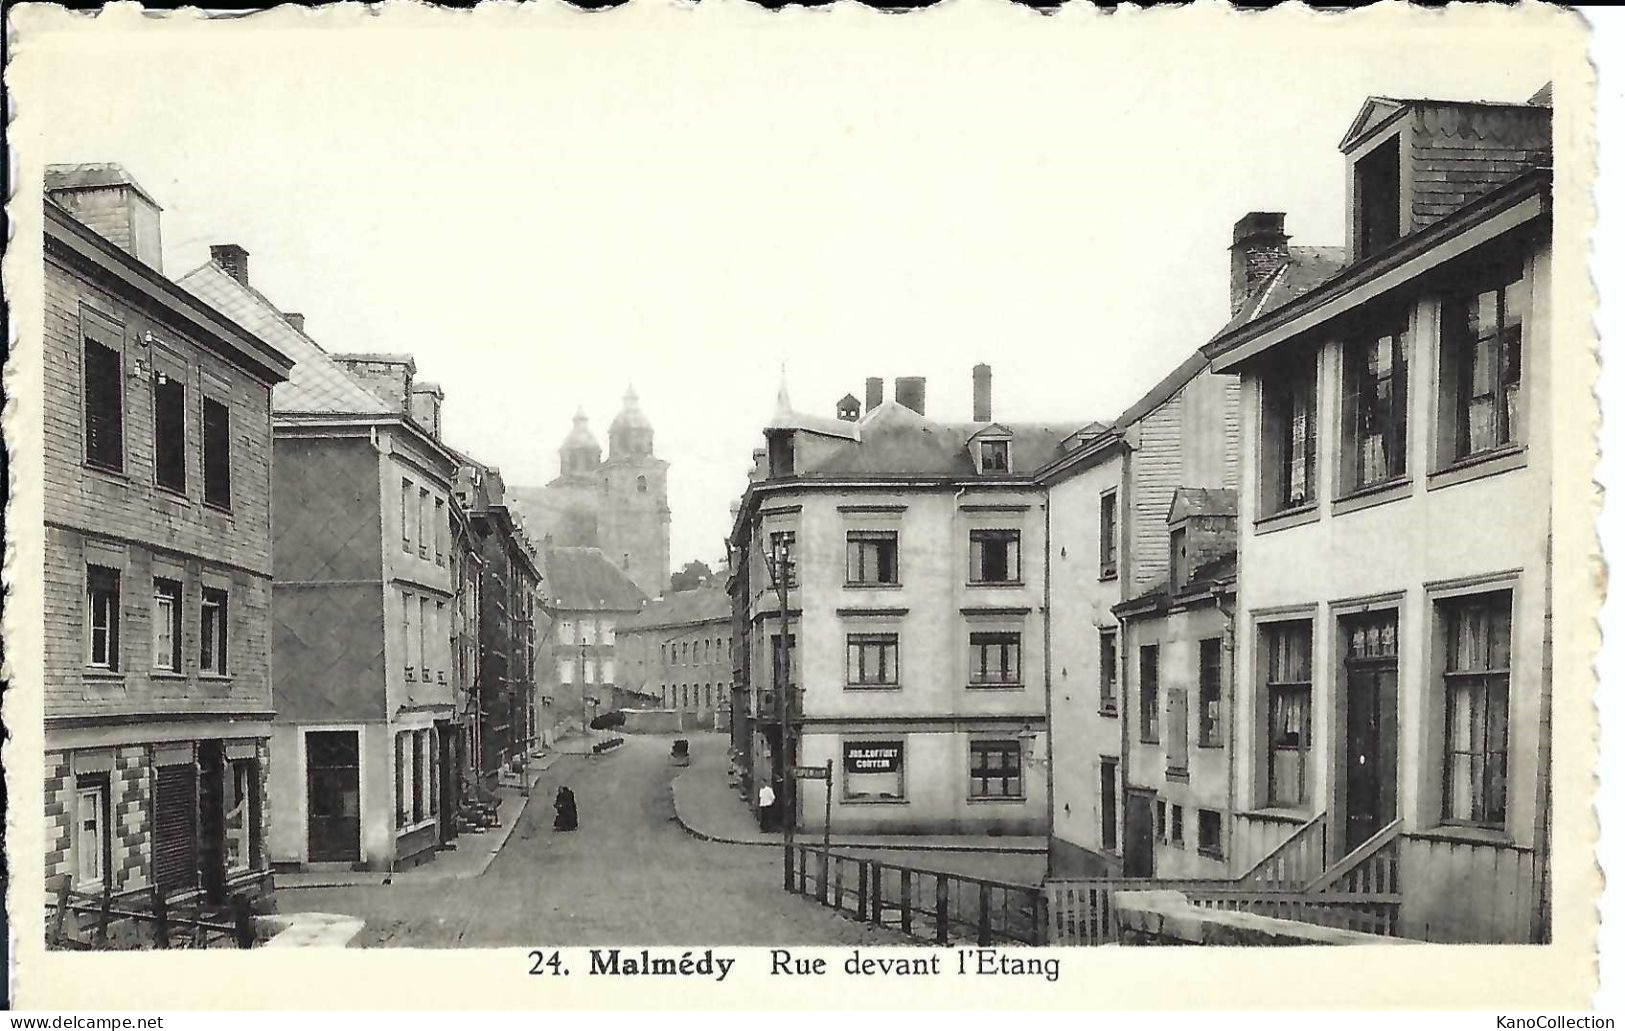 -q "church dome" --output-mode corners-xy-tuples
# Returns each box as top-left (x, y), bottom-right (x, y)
(608, 386), (654, 458)
(560, 408), (601, 476)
